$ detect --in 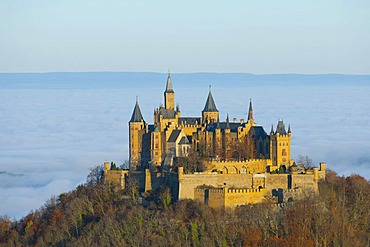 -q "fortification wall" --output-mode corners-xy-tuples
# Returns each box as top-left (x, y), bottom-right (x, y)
(207, 159), (272, 174)
(104, 170), (129, 188)
(291, 174), (316, 190)
(194, 188), (205, 203)
(179, 173), (253, 199)
(265, 174), (289, 190)
(208, 188), (226, 209)
(225, 188), (267, 208)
